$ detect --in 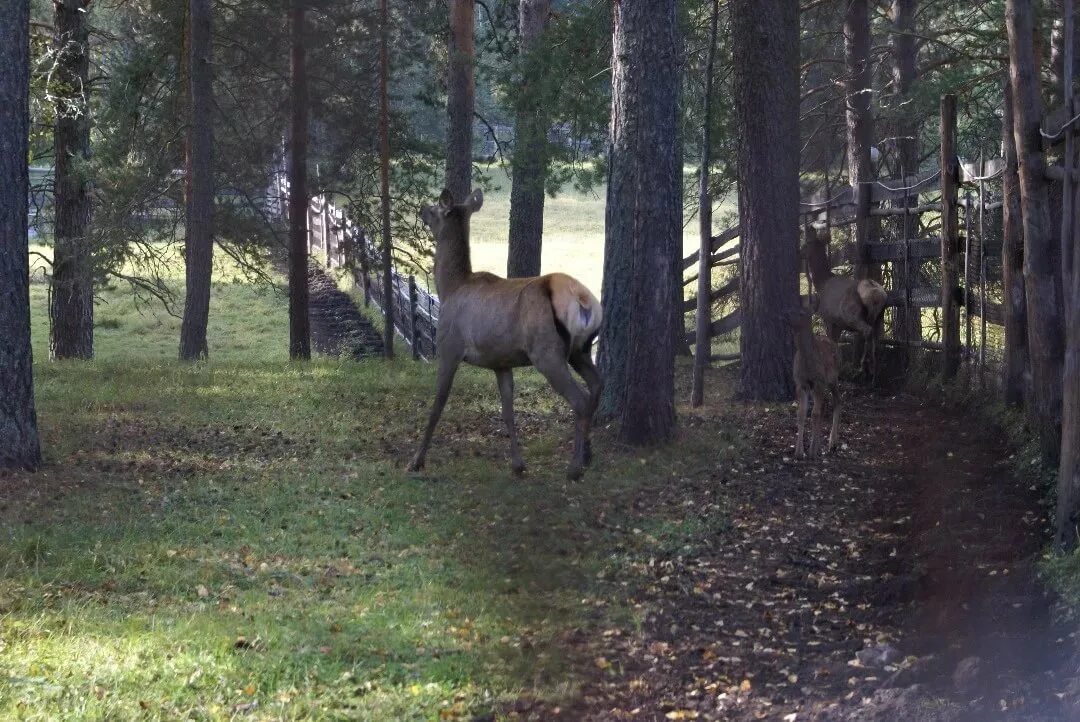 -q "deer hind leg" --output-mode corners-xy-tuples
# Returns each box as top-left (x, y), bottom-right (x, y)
(795, 388), (809, 459)
(568, 348), (603, 466)
(408, 352), (462, 472)
(810, 388), (826, 458)
(828, 384), (841, 453)
(532, 349), (591, 481)
(495, 368), (525, 475)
